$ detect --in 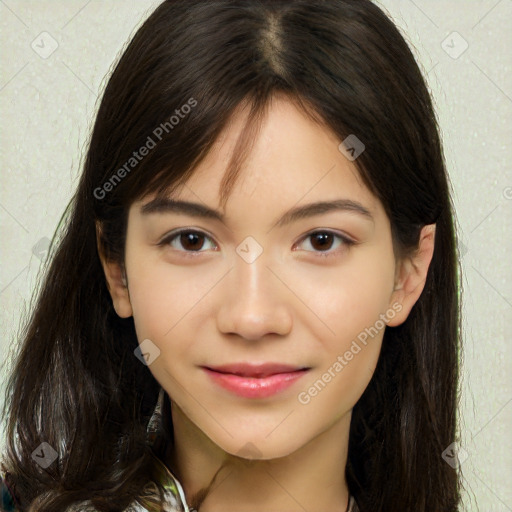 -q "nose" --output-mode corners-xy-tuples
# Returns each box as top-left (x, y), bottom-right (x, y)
(216, 251), (293, 341)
